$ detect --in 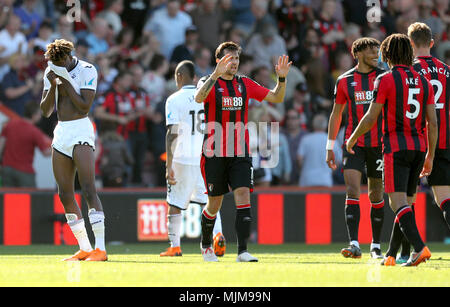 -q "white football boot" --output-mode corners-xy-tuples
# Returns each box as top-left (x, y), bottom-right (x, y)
(236, 251), (258, 262)
(201, 245), (218, 262)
